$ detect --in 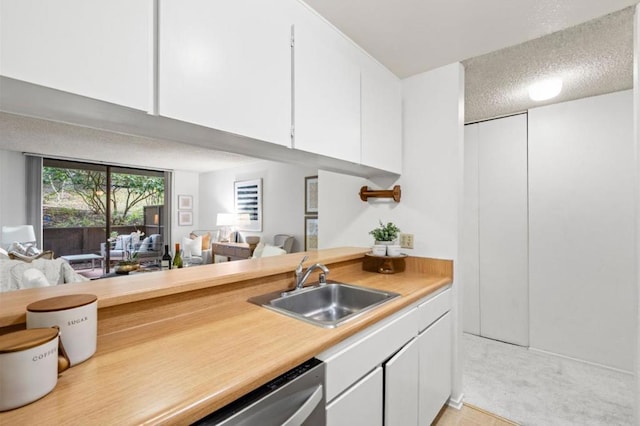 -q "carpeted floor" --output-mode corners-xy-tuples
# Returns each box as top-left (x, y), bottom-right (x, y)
(463, 333), (634, 426)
